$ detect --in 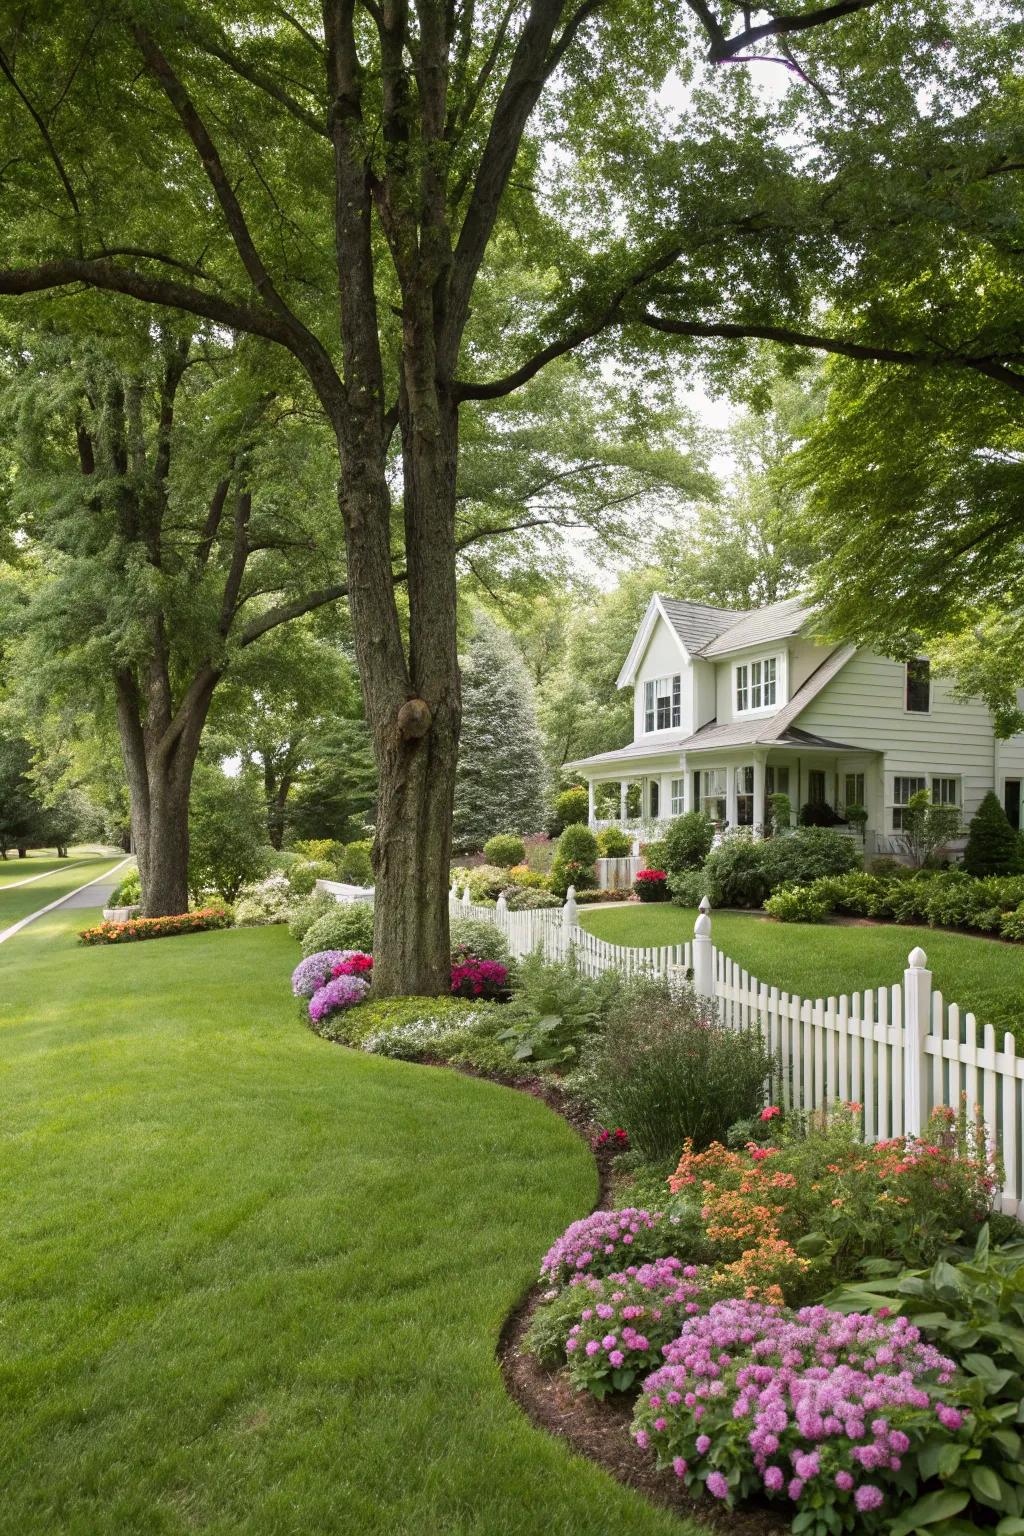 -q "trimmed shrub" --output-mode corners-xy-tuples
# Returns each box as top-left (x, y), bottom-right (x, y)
(640, 838), (668, 871)
(554, 786), (589, 828)
(110, 868), (142, 906)
(483, 833), (526, 867)
(582, 976), (777, 1159)
(667, 867), (707, 908)
(700, 833), (771, 909)
(763, 884), (829, 923)
(287, 859), (336, 896)
(798, 800), (844, 827)
(551, 822), (598, 896)
(265, 847), (301, 871)
(292, 838), (344, 864)
(338, 839), (373, 884)
(767, 792), (793, 833)
(1001, 904), (1024, 942)
(662, 812), (714, 874)
(288, 889), (336, 942)
(964, 790), (1024, 876)
(504, 864), (549, 889)
(449, 916), (511, 964)
(300, 901), (375, 957)
(455, 863), (509, 903)
(760, 826), (861, 888)
(503, 885), (562, 910)
(596, 826), (631, 858)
